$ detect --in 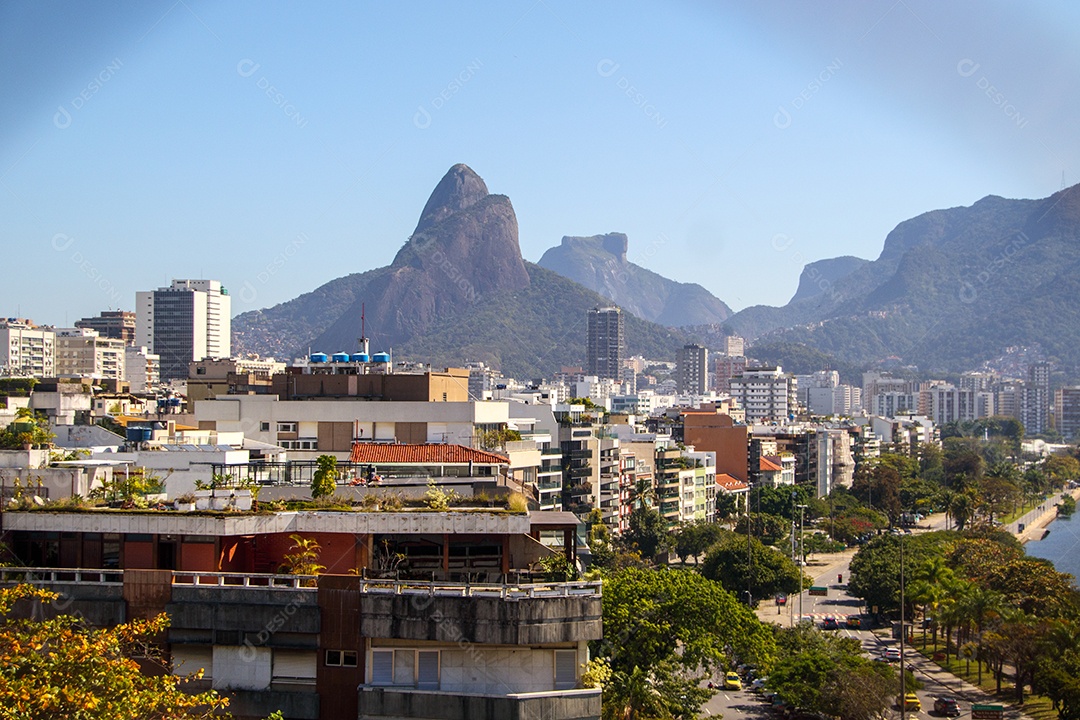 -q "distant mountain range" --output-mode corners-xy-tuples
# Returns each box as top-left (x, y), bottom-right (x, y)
(232, 165), (689, 378)
(726, 184), (1080, 374)
(537, 233), (732, 326)
(234, 168), (1080, 378)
